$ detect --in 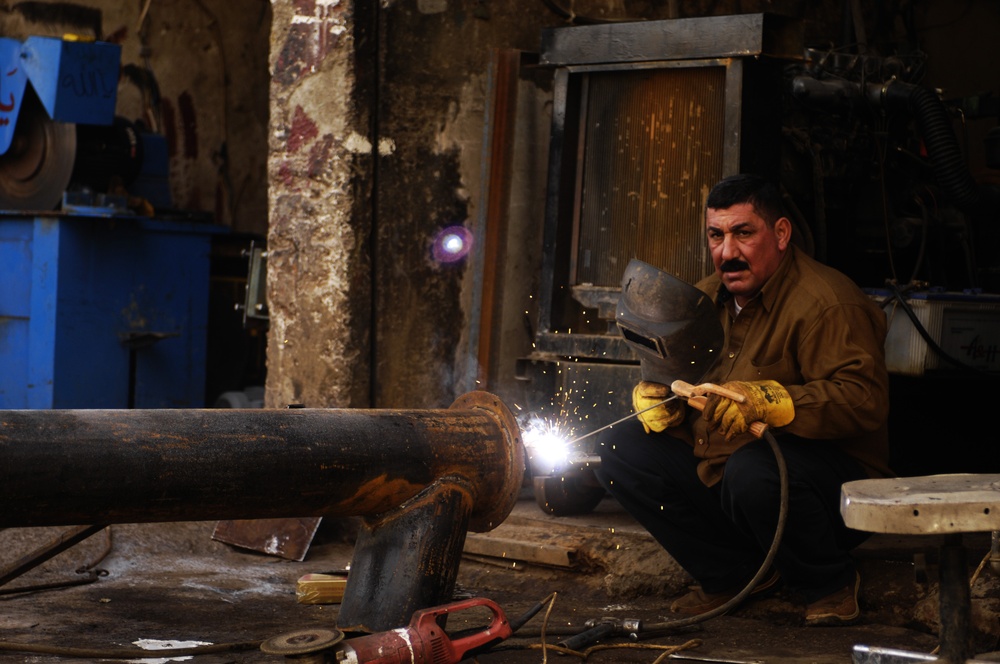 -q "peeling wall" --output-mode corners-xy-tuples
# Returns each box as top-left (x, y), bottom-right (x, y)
(266, 0), (371, 408)
(371, 1), (557, 408)
(266, 0), (563, 410)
